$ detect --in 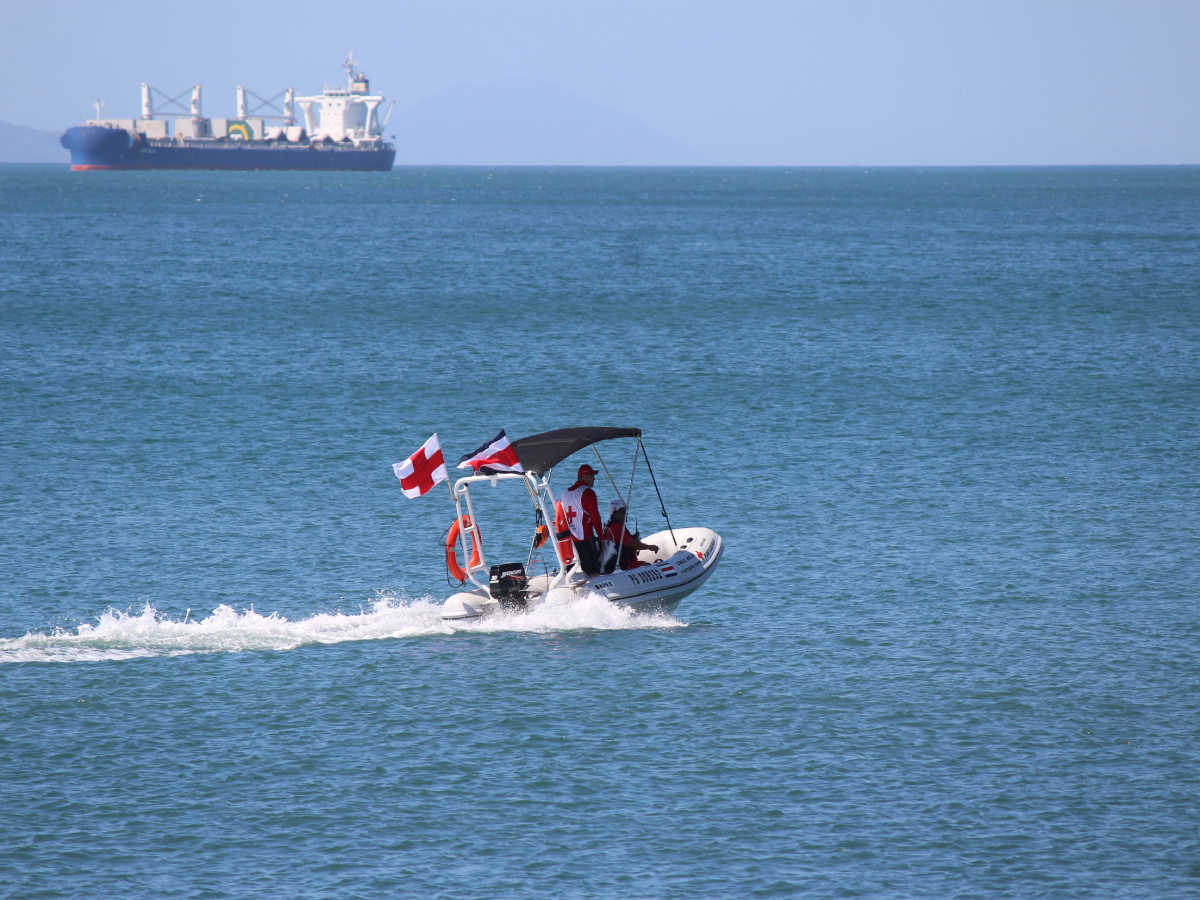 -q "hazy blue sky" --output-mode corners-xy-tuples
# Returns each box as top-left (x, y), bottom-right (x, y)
(5, 0), (1197, 164)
